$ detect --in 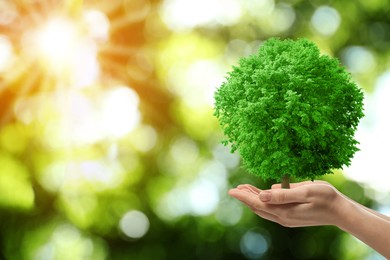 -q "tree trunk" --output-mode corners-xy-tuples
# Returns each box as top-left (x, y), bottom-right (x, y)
(281, 174), (290, 189)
